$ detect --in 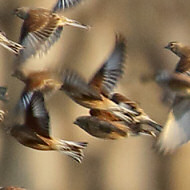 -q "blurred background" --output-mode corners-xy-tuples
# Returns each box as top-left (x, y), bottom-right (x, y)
(0, 0), (190, 189)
